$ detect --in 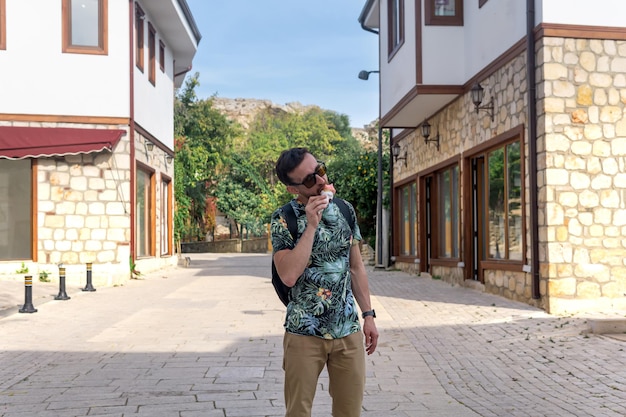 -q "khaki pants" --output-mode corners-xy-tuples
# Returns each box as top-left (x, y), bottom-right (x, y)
(283, 331), (365, 417)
